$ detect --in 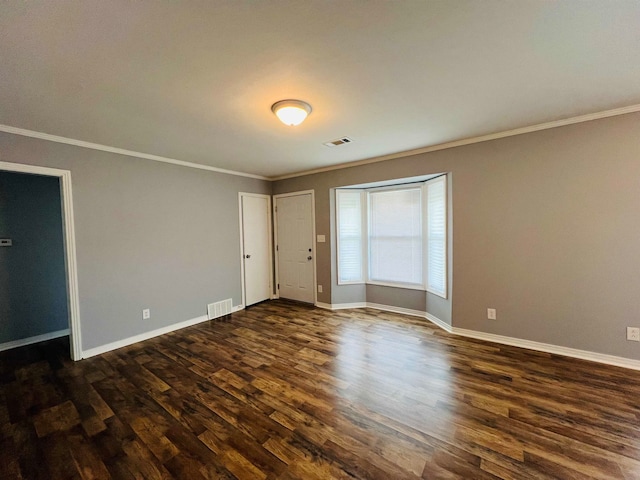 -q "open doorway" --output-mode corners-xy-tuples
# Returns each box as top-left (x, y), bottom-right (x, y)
(0, 162), (82, 360)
